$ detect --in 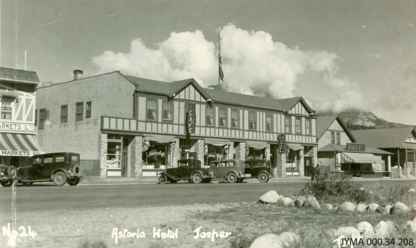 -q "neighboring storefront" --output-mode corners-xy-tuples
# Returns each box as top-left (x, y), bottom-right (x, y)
(0, 67), (43, 167)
